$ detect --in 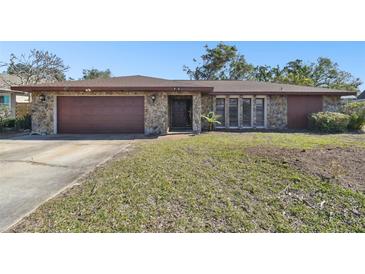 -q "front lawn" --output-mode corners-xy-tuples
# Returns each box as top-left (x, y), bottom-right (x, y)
(11, 132), (365, 232)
